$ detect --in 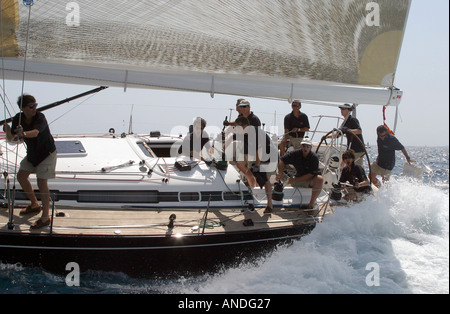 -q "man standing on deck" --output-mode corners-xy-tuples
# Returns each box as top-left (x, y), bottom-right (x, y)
(370, 125), (415, 188)
(3, 94), (57, 230)
(280, 100), (310, 156)
(339, 104), (366, 166)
